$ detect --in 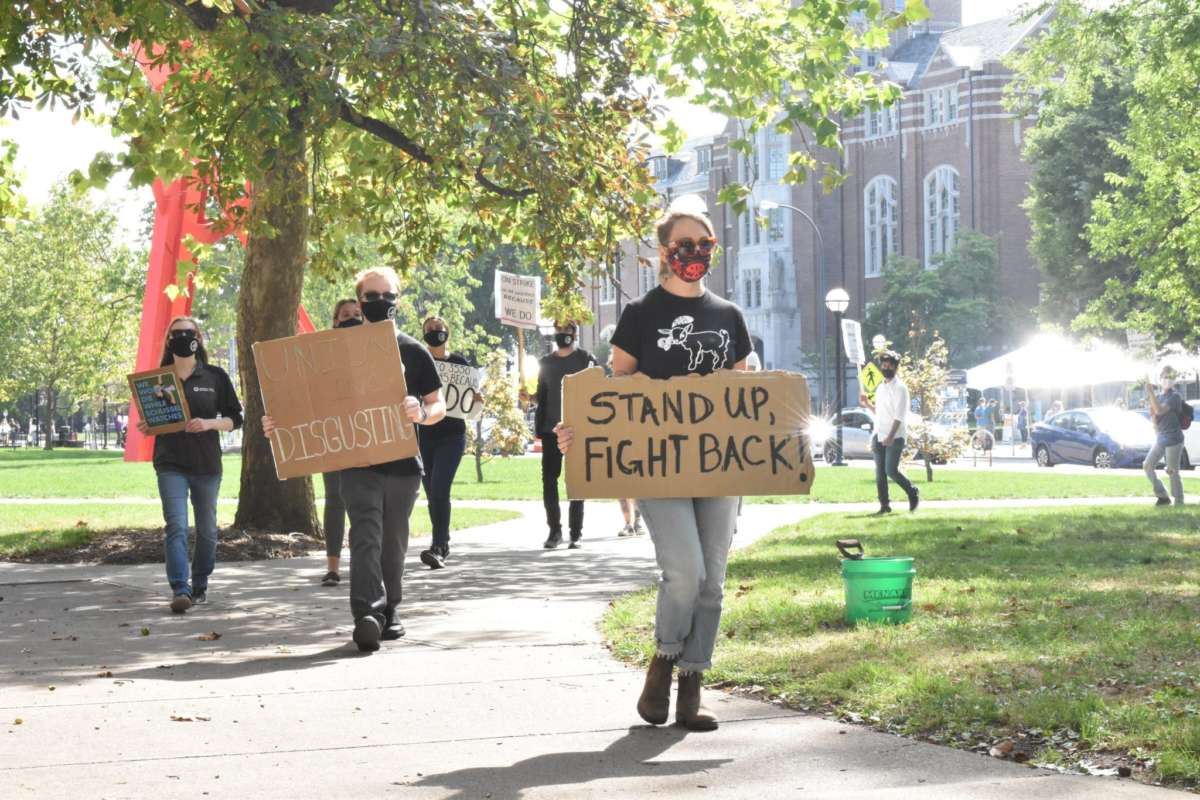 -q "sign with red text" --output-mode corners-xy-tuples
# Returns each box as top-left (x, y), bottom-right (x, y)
(253, 322), (417, 480)
(562, 368), (815, 499)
